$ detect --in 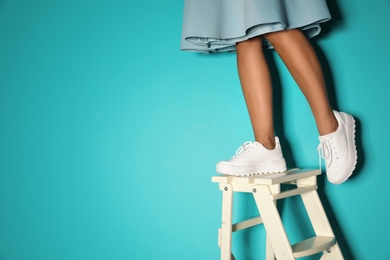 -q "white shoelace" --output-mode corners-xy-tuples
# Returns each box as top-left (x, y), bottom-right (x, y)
(317, 139), (332, 172)
(233, 141), (253, 158)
